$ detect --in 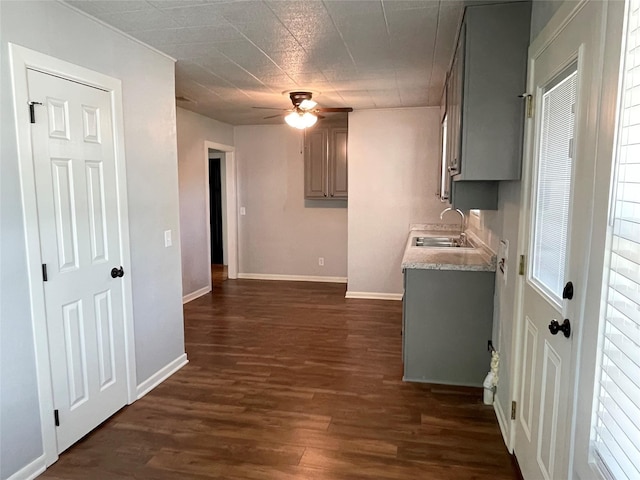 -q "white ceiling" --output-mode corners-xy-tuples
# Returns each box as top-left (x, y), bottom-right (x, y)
(67, 0), (466, 125)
